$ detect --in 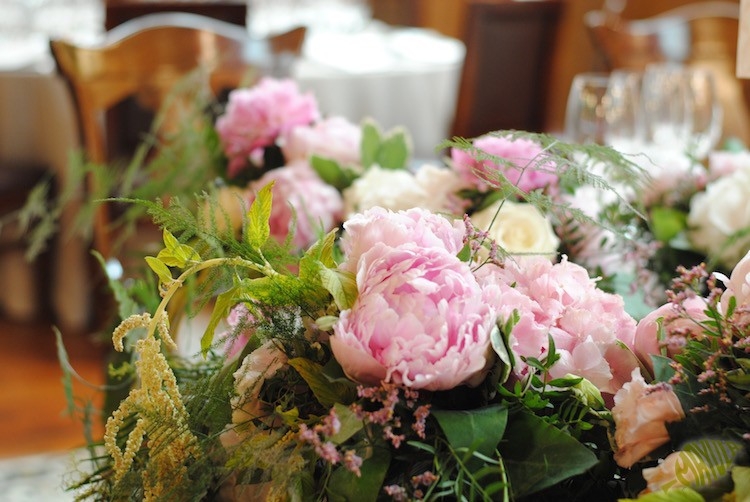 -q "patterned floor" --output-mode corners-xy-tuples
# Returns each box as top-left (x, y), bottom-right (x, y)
(0, 450), (85, 501)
